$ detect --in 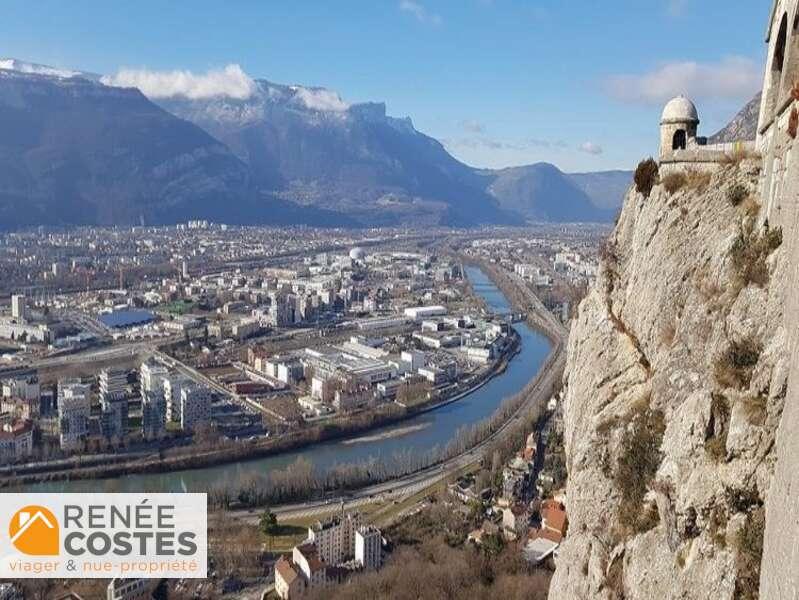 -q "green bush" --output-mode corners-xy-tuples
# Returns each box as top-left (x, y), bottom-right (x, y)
(634, 158), (659, 198)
